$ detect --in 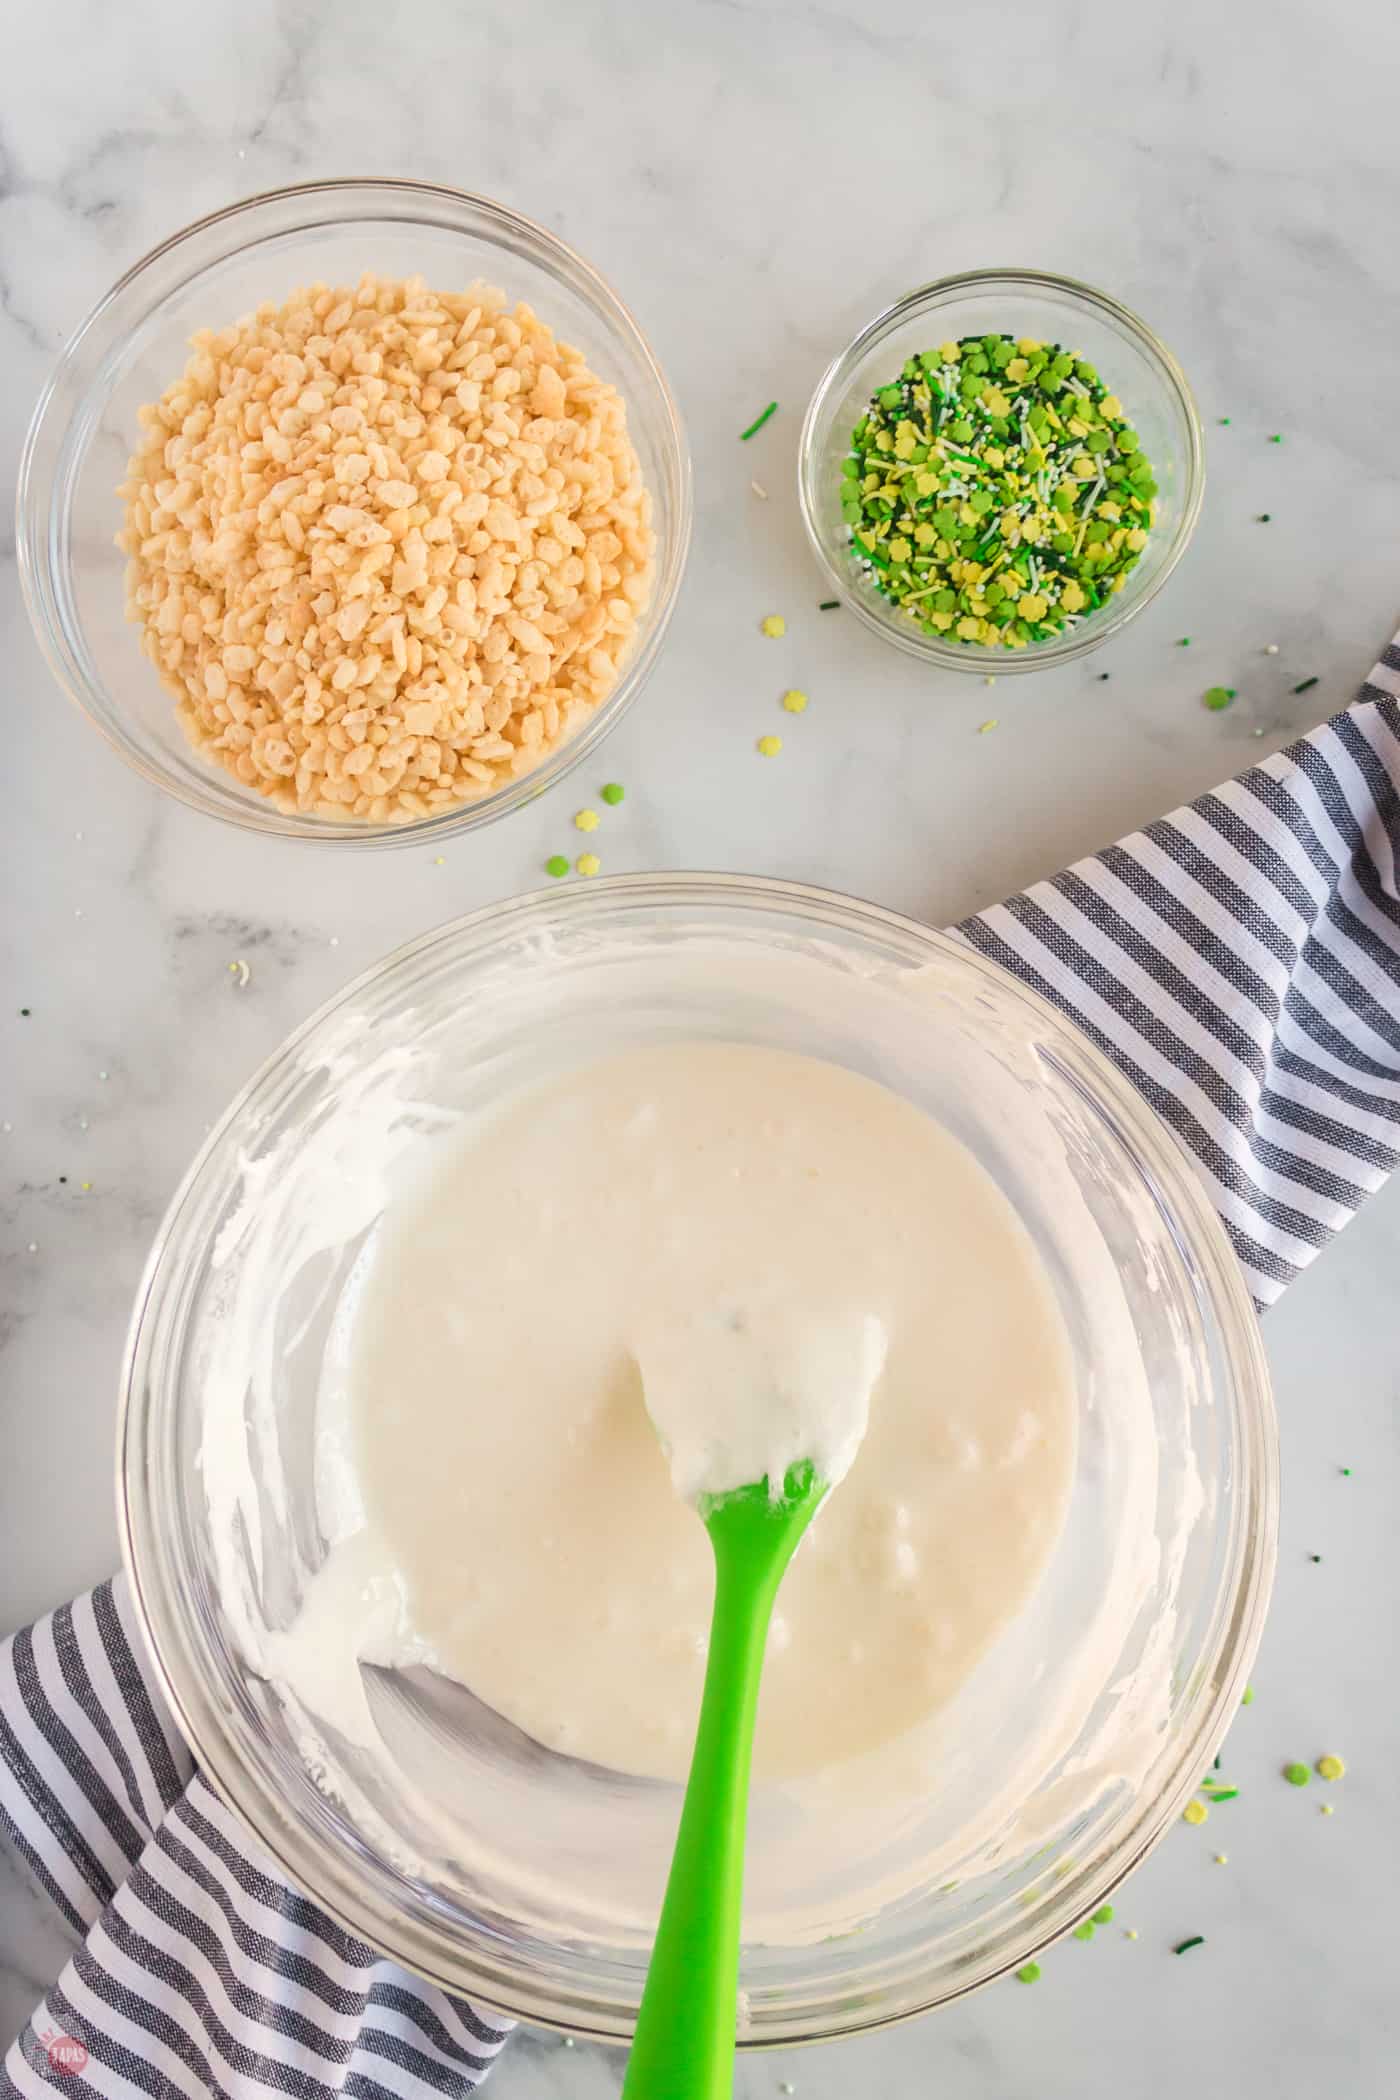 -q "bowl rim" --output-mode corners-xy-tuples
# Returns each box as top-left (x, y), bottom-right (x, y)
(116, 869), (1277, 2044)
(16, 177), (692, 847)
(796, 265), (1205, 676)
